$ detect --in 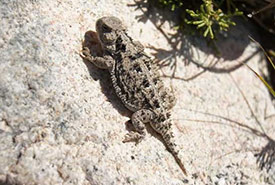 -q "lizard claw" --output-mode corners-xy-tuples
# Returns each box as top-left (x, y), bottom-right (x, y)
(123, 131), (144, 145)
(80, 47), (94, 62)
